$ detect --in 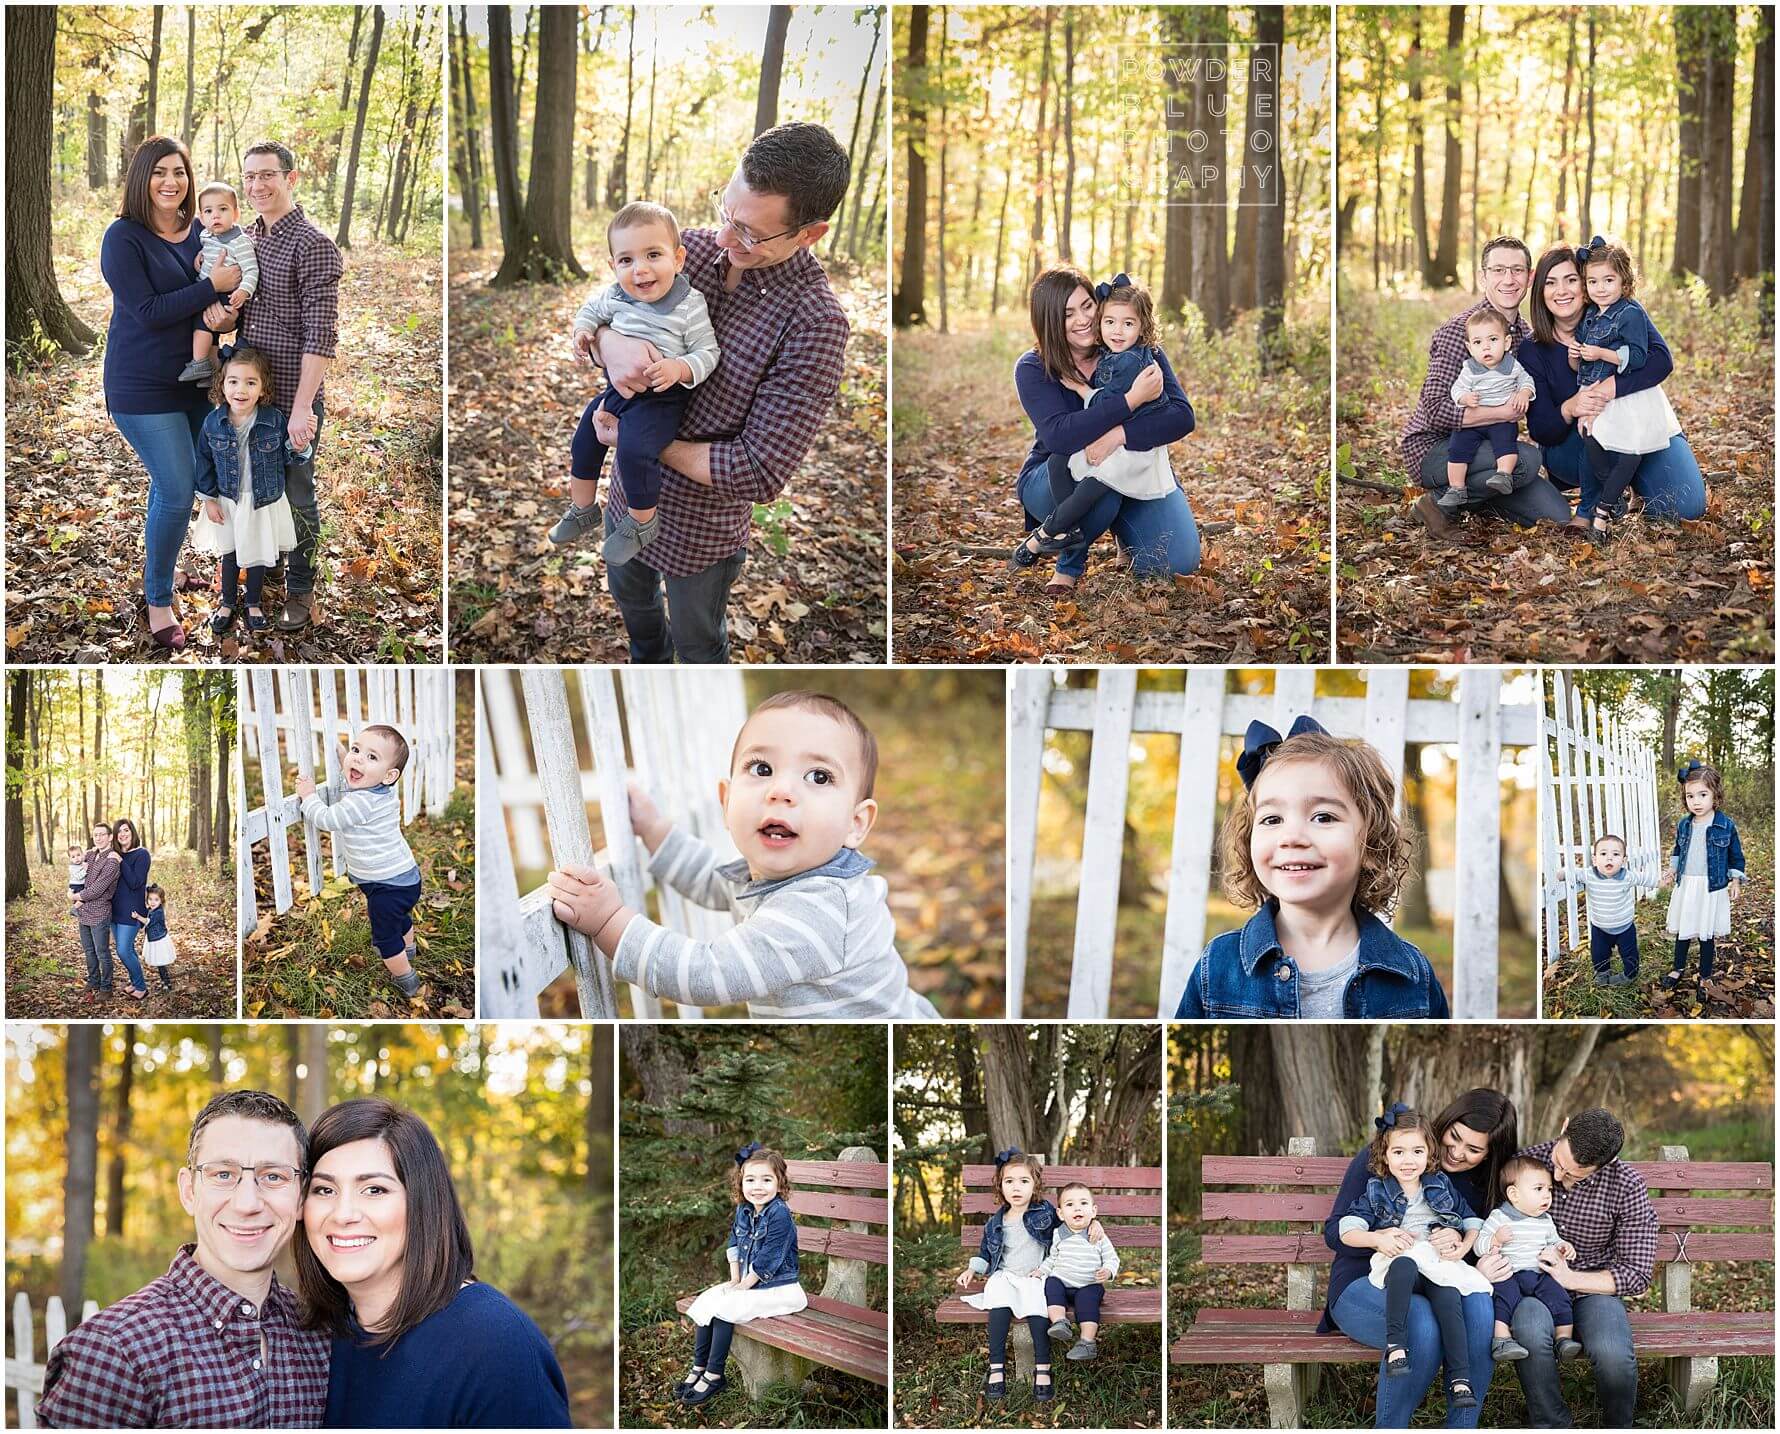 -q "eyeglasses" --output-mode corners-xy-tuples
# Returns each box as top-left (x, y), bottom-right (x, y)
(243, 168), (289, 184)
(1483, 265), (1529, 278)
(710, 189), (802, 251)
(191, 1160), (303, 1192)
